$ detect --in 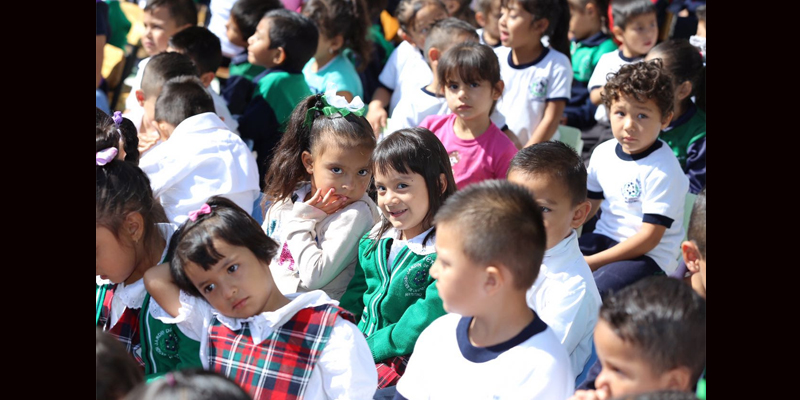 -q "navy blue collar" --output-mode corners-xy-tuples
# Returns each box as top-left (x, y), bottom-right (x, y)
(456, 311), (547, 363)
(615, 139), (663, 161)
(576, 31), (610, 47)
(231, 50), (249, 65)
(421, 86), (440, 98)
(253, 66), (302, 83)
(667, 102), (697, 129)
(618, 50), (642, 63)
(508, 47), (550, 70)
